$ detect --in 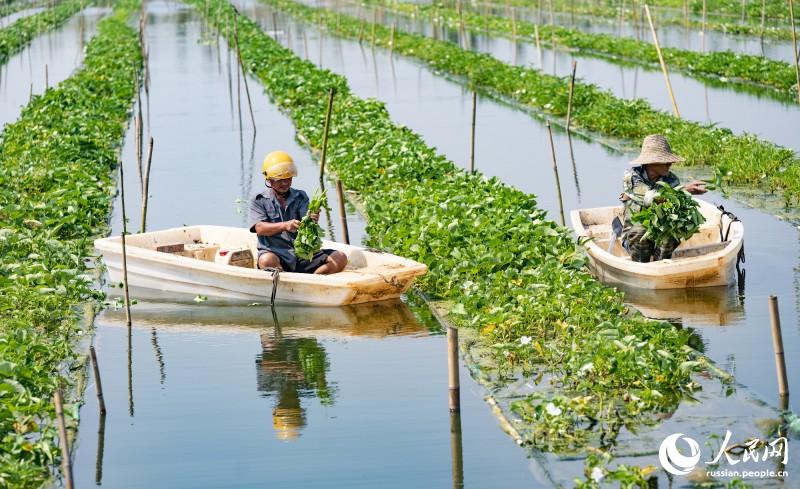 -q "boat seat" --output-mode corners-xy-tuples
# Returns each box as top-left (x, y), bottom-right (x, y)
(155, 242), (220, 262)
(672, 241), (729, 259)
